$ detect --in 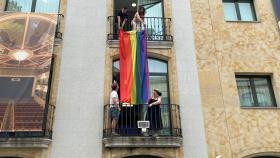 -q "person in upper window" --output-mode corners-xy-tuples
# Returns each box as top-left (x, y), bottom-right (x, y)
(110, 82), (121, 136)
(115, 6), (128, 30)
(132, 6), (146, 31)
(146, 89), (162, 137)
